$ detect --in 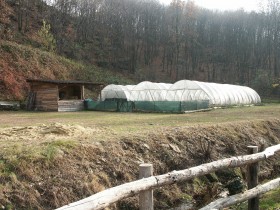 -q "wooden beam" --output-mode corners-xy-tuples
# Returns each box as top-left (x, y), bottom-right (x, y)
(200, 178), (280, 210)
(247, 146), (259, 210)
(81, 85), (85, 100)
